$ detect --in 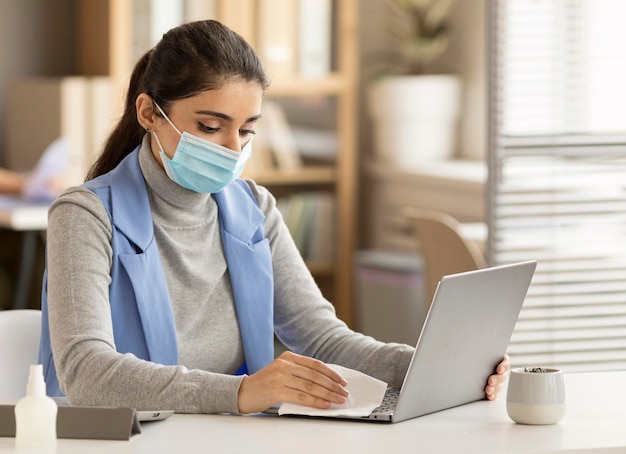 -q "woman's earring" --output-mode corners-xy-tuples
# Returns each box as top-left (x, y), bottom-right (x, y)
(146, 127), (150, 132)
